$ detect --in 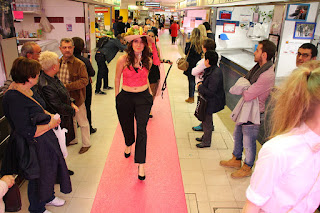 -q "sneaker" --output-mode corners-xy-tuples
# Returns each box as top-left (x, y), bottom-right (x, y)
(95, 90), (106, 95)
(46, 197), (65, 207)
(192, 124), (203, 131)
